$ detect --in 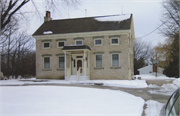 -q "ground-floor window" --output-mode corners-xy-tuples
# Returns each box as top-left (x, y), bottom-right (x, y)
(59, 57), (65, 69)
(96, 54), (102, 67)
(44, 57), (50, 69)
(112, 54), (119, 67)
